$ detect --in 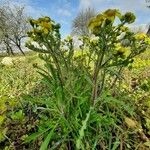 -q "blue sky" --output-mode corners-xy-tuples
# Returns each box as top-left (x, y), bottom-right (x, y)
(1, 0), (150, 37)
